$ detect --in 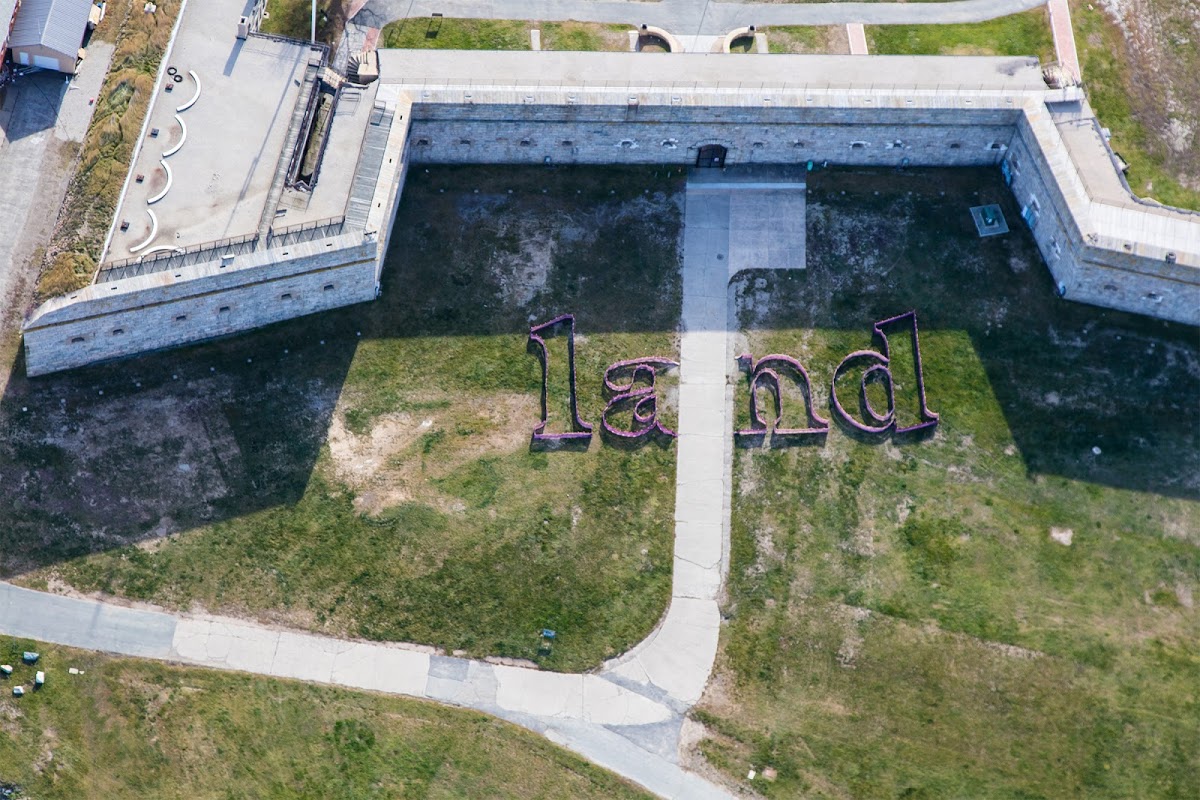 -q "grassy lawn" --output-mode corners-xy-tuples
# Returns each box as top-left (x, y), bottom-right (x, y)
(34, 0), (182, 299)
(0, 638), (653, 798)
(765, 26), (846, 54)
(5, 166), (684, 673)
(693, 168), (1200, 798)
(381, 18), (631, 51)
(1071, 0), (1200, 211)
(260, 0), (336, 43)
(867, 9), (1055, 61)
